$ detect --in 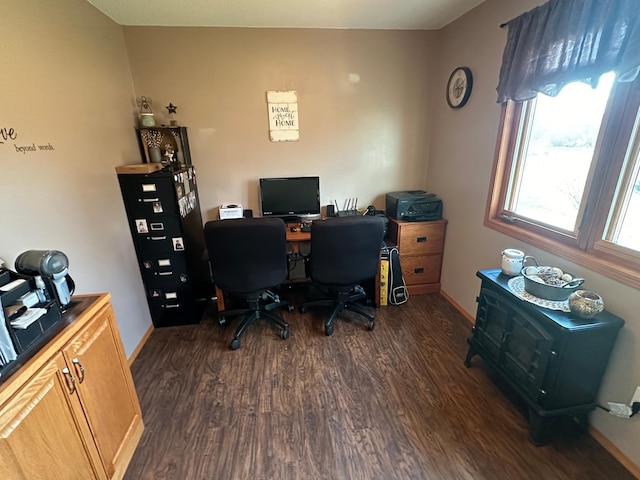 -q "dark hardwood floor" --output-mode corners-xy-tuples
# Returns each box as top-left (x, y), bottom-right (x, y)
(124, 292), (634, 480)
